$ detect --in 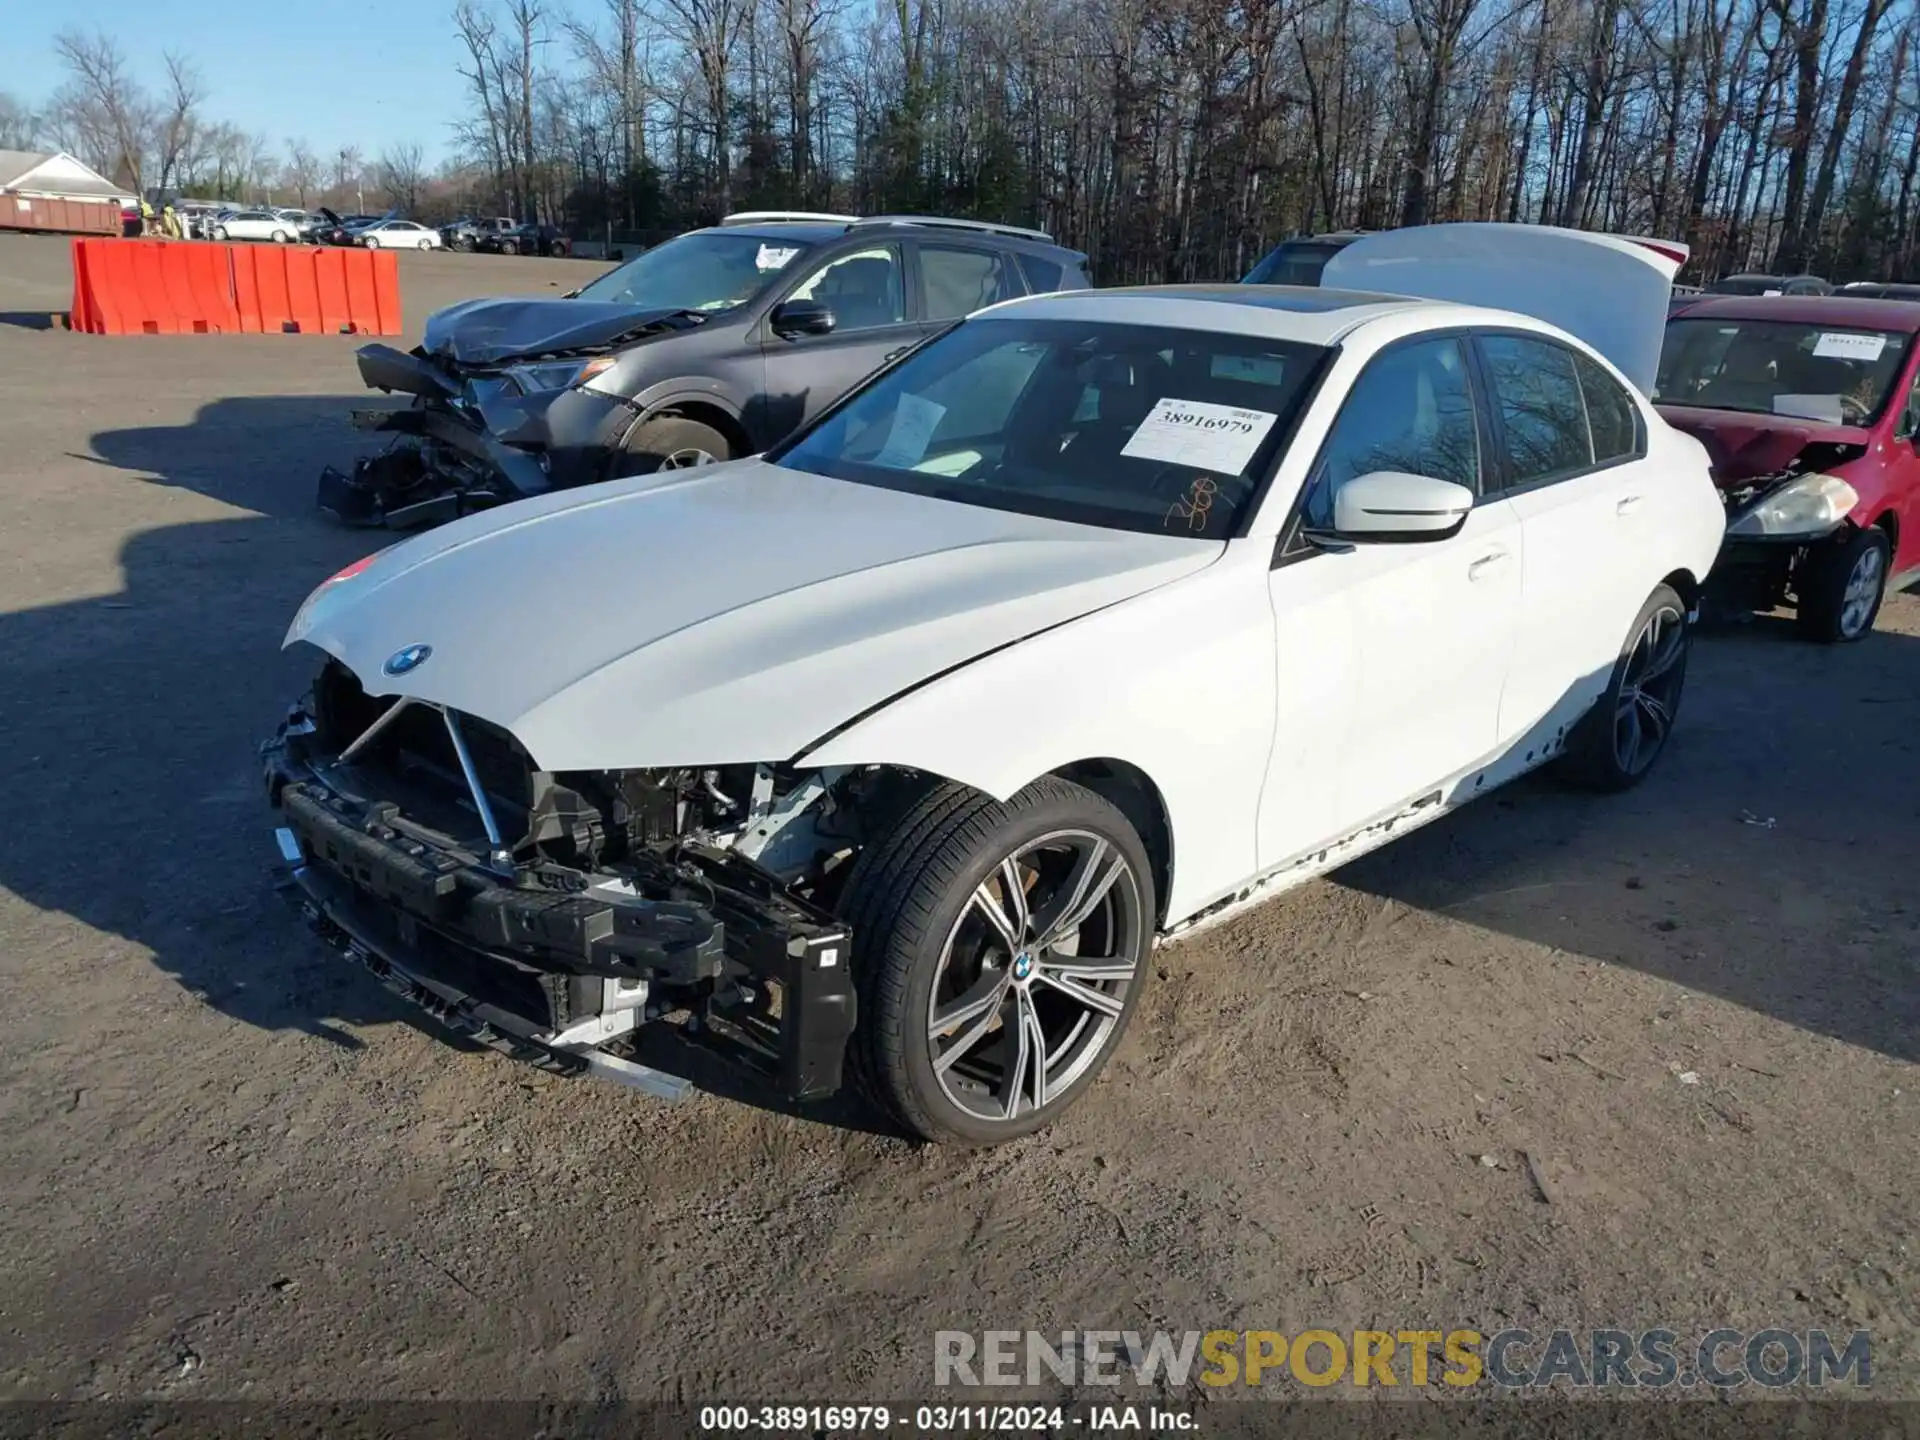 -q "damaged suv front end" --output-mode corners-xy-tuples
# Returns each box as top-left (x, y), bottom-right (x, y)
(321, 302), (707, 529)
